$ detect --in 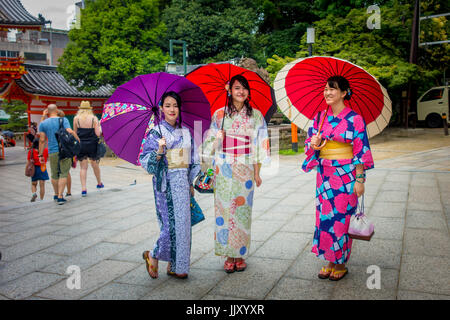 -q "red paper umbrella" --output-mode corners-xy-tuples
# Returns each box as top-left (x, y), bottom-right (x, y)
(186, 63), (276, 123)
(274, 56), (392, 138)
